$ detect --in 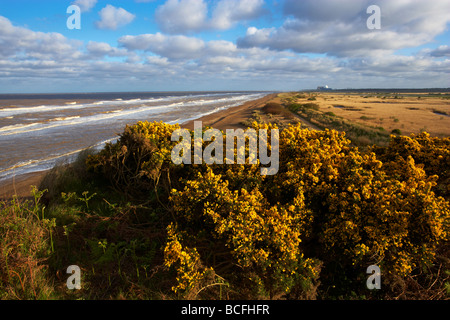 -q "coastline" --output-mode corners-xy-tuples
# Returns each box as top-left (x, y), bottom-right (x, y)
(0, 93), (279, 200)
(181, 93), (279, 131)
(0, 170), (48, 200)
